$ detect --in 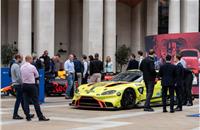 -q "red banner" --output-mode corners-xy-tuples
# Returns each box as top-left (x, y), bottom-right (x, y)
(145, 32), (200, 72)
